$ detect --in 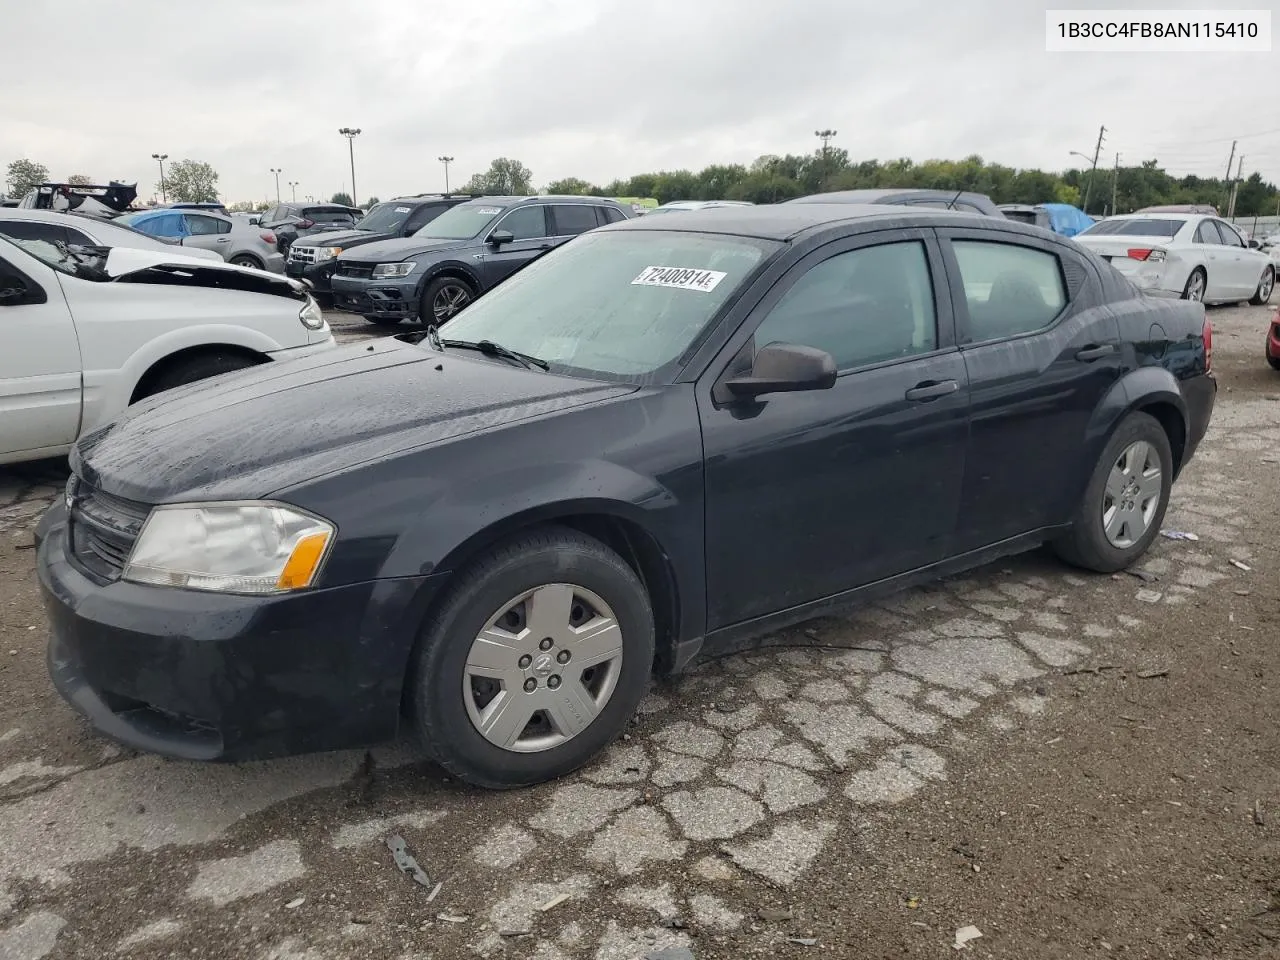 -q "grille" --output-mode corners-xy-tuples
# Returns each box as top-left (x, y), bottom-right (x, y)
(337, 262), (374, 279)
(67, 476), (151, 581)
(288, 246), (317, 264)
